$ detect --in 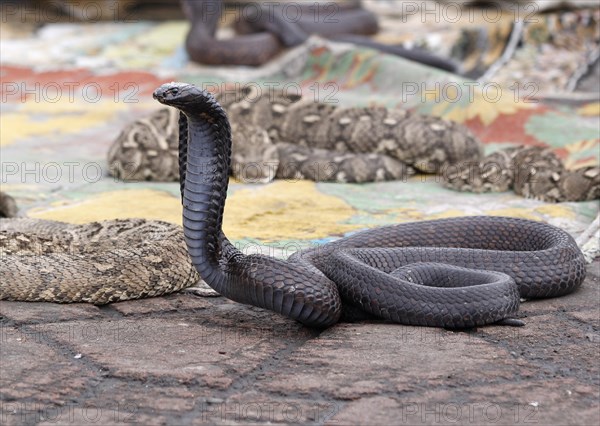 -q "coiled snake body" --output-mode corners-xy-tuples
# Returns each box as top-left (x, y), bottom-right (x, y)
(0, 218), (197, 304)
(153, 82), (586, 328)
(108, 88), (599, 202)
(182, 0), (458, 71)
